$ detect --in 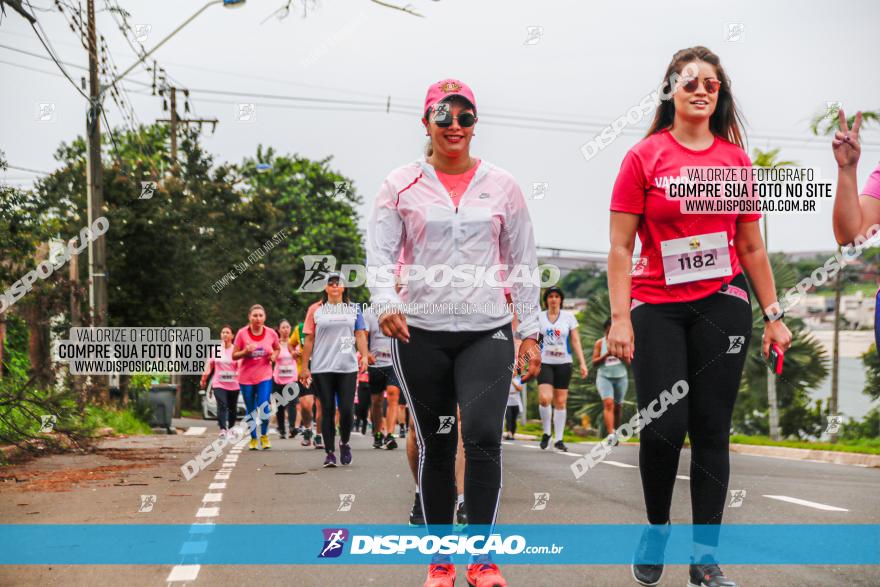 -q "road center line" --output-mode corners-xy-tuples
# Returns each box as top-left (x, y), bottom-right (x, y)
(601, 461), (638, 468)
(762, 495), (849, 512)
